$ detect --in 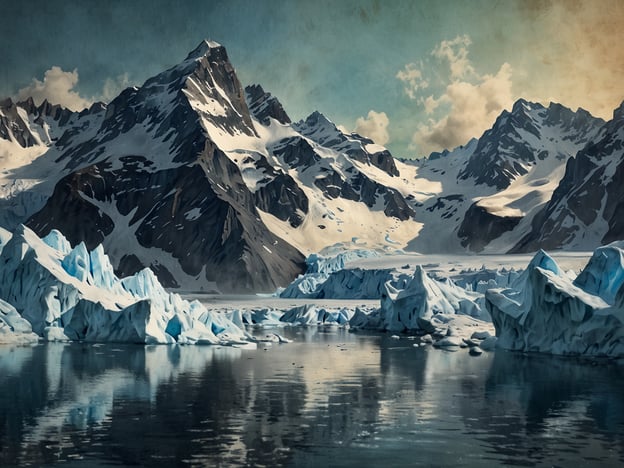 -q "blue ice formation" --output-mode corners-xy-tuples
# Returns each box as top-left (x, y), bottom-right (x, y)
(0, 225), (251, 345)
(487, 244), (624, 357)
